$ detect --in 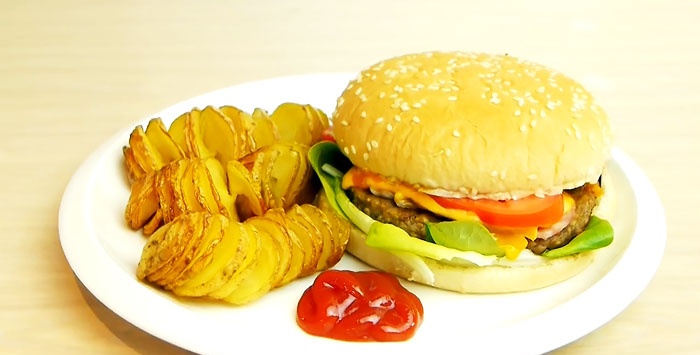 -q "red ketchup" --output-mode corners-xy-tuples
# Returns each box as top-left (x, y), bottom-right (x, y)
(296, 270), (424, 342)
